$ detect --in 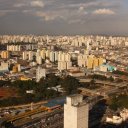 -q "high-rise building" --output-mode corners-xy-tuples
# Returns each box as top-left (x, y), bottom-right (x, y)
(12, 64), (21, 73)
(45, 50), (50, 58)
(78, 54), (87, 67)
(87, 55), (94, 69)
(28, 51), (34, 61)
(36, 66), (46, 82)
(36, 56), (42, 65)
(17, 64), (21, 72)
(98, 57), (104, 66)
(64, 94), (89, 128)
(40, 49), (46, 60)
(66, 61), (72, 69)
(49, 51), (55, 62)
(1, 51), (10, 59)
(65, 53), (71, 62)
(23, 51), (28, 60)
(93, 57), (99, 68)
(54, 51), (59, 61)
(58, 51), (63, 61)
(0, 62), (9, 71)
(36, 49), (41, 57)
